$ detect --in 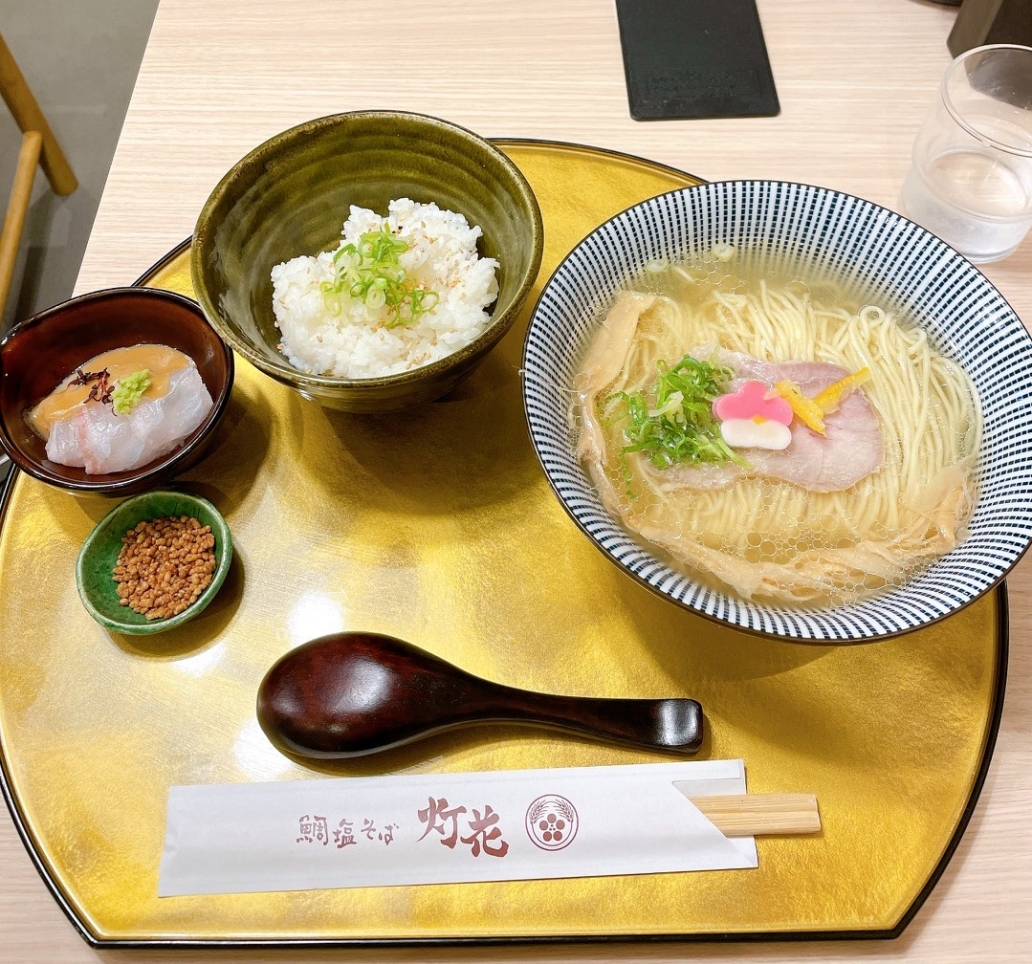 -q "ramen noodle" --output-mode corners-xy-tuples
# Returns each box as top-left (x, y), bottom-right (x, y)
(574, 253), (980, 607)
